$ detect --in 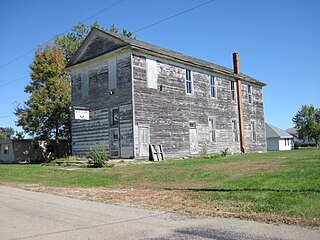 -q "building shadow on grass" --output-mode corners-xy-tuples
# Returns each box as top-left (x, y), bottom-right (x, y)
(163, 187), (320, 193)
